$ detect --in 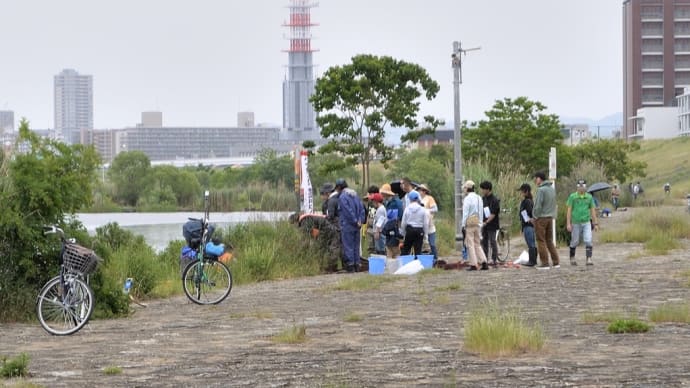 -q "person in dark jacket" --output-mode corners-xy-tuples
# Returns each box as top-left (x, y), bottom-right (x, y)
(517, 183), (537, 267)
(336, 178), (365, 272)
(480, 180), (500, 265)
